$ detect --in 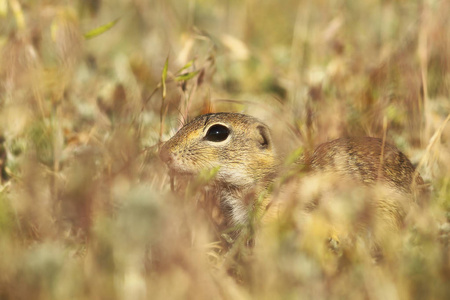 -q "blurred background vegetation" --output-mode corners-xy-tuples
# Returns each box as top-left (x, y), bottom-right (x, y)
(0, 0), (449, 299)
